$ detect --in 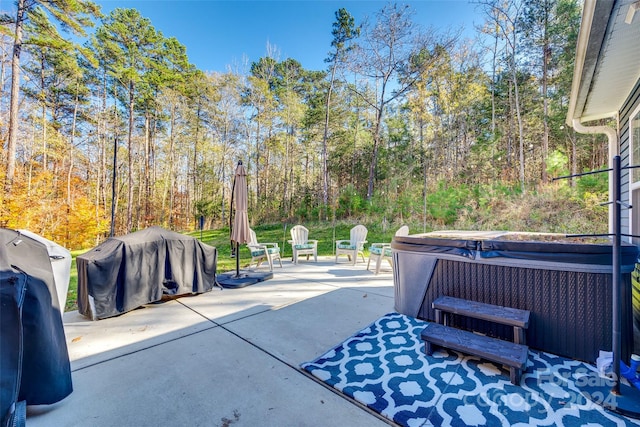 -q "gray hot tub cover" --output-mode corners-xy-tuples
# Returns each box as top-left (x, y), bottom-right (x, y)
(77, 226), (217, 319)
